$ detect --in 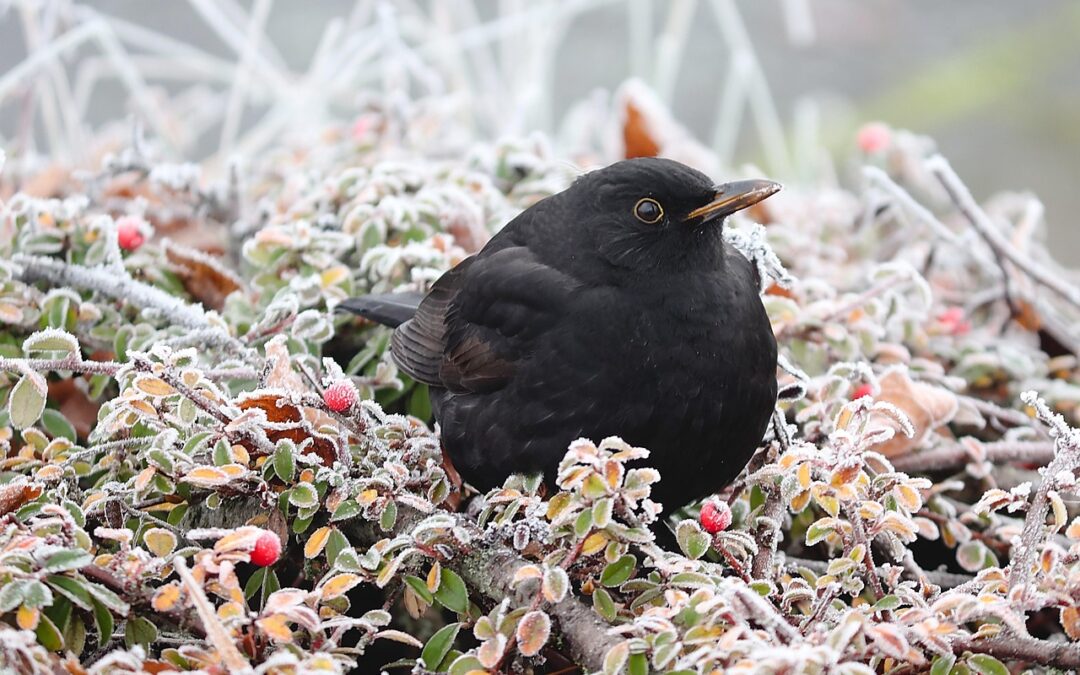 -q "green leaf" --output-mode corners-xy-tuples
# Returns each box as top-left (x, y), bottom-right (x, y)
(448, 654), (486, 675)
(85, 581), (130, 615)
(805, 521), (834, 546)
(967, 654), (1009, 675)
(331, 499), (361, 522)
(43, 549), (92, 574)
(62, 613), (86, 657)
(212, 439), (231, 466)
(292, 510), (315, 534)
(405, 575), (434, 604)
(676, 521), (710, 560)
(46, 575), (92, 610)
(9, 373), (47, 430)
(35, 613), (64, 651)
(22, 580), (53, 609)
(23, 329), (79, 355)
(62, 500), (85, 528)
(44, 596), (71, 635)
(408, 383), (432, 421)
(326, 529), (349, 566)
(872, 594), (902, 612)
(574, 509), (593, 538)
(600, 554), (636, 587)
(380, 501), (398, 532)
(628, 652), (648, 675)
(41, 409), (76, 442)
(244, 567), (266, 603)
(930, 654), (957, 675)
(0, 580), (25, 612)
(124, 615), (158, 649)
(90, 597), (114, 647)
(274, 443), (296, 483)
(288, 482), (318, 509)
(260, 569), (280, 606)
(335, 547), (361, 573)
(592, 587), (617, 622)
(420, 622), (461, 669)
(434, 568), (468, 614)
